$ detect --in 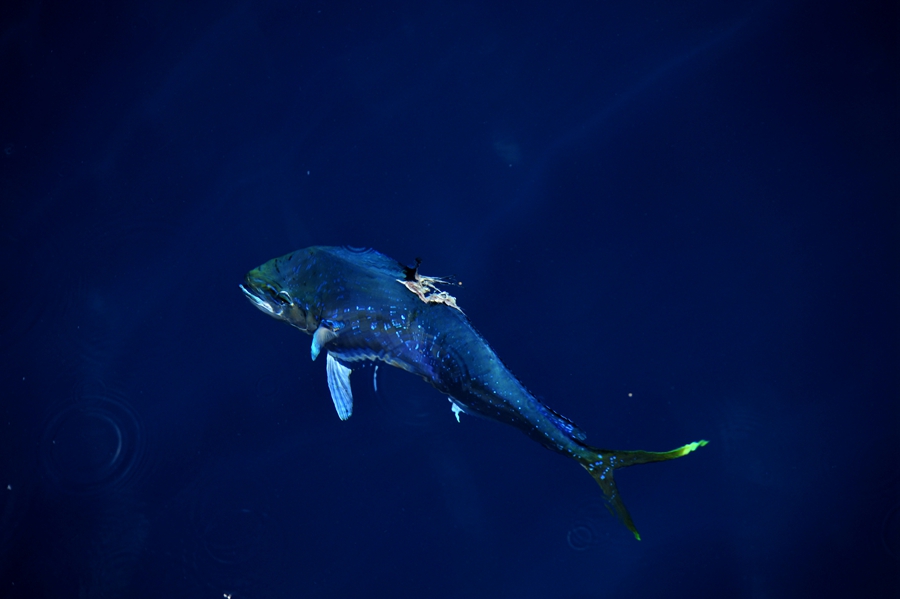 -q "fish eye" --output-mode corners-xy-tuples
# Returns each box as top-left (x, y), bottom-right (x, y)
(274, 290), (292, 306)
